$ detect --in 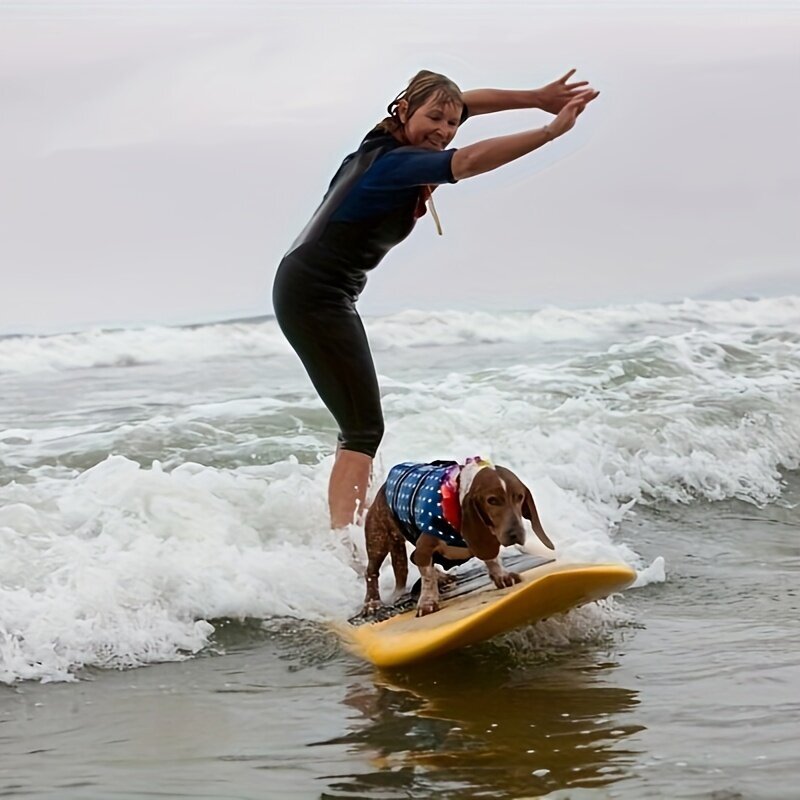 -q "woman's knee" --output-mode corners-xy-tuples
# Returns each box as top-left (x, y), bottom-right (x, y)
(338, 419), (385, 459)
